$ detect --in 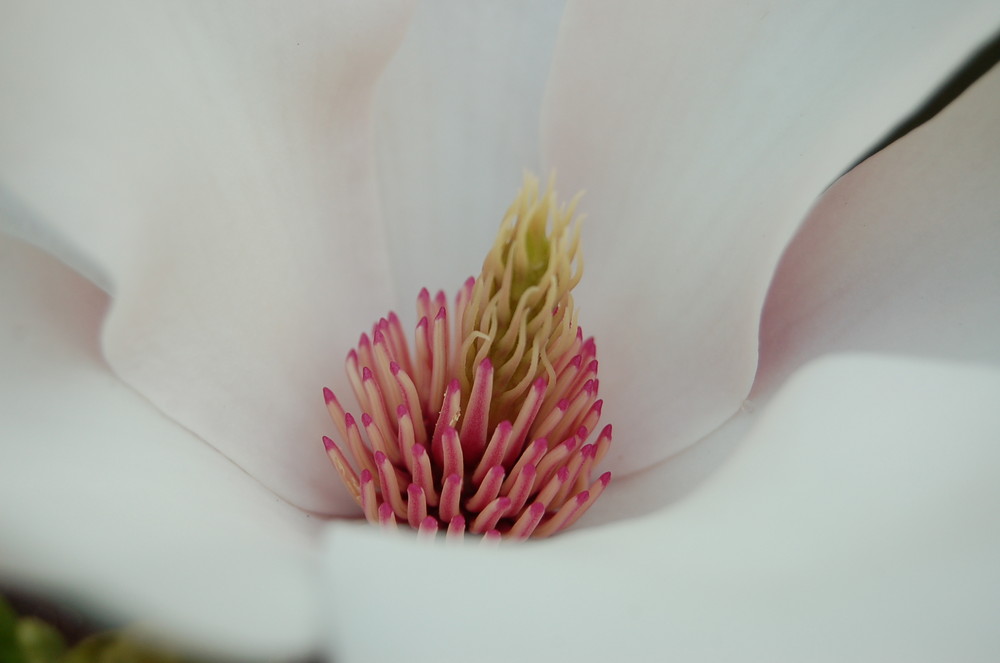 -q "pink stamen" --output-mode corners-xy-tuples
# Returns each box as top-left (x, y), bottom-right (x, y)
(372, 330), (405, 413)
(375, 451), (407, 520)
(593, 424), (613, 466)
(397, 405), (418, 476)
(535, 466), (570, 509)
(385, 312), (414, 376)
(362, 367), (395, 446)
(320, 196), (614, 540)
(553, 444), (592, 506)
(417, 515), (438, 540)
(547, 380), (597, 444)
(322, 435), (360, 504)
(446, 515), (466, 541)
(531, 398), (570, 442)
(361, 412), (401, 467)
(534, 435), (578, 488)
(417, 287), (432, 322)
(470, 497), (511, 534)
(561, 472), (611, 531)
(438, 473), (463, 523)
(459, 358), (494, 456)
(413, 316), (432, 395)
(533, 490), (590, 538)
(508, 502), (546, 540)
(501, 438), (548, 494)
(357, 333), (375, 374)
(439, 426), (464, 481)
(472, 420), (512, 484)
(410, 443), (439, 506)
(579, 399), (603, 439)
(378, 502), (397, 529)
(431, 380), (462, 457)
(345, 350), (368, 413)
(465, 465), (506, 512)
(407, 484), (427, 529)
(323, 387), (349, 442)
(429, 308), (449, 413)
(503, 464), (536, 514)
(391, 363), (427, 447)
(504, 377), (548, 465)
(359, 469), (378, 523)
(343, 415), (377, 483)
